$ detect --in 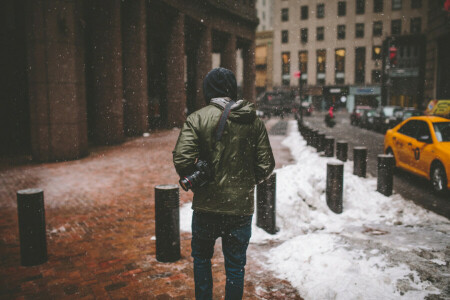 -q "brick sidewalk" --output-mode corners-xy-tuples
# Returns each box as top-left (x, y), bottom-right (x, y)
(0, 123), (302, 299)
